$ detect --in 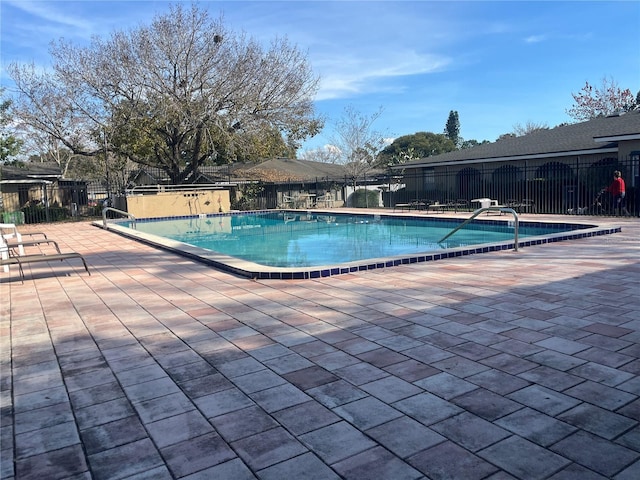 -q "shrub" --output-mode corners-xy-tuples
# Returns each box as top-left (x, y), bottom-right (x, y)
(21, 204), (70, 224)
(351, 189), (380, 208)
